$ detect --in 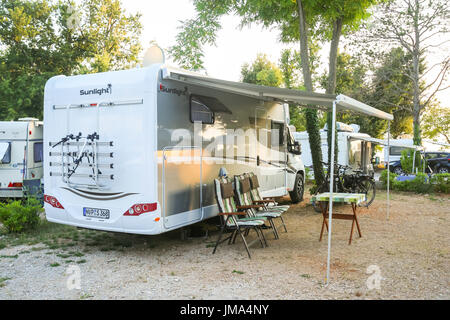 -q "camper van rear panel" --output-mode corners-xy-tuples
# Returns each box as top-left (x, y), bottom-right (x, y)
(0, 121), (43, 198)
(44, 66), (161, 234)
